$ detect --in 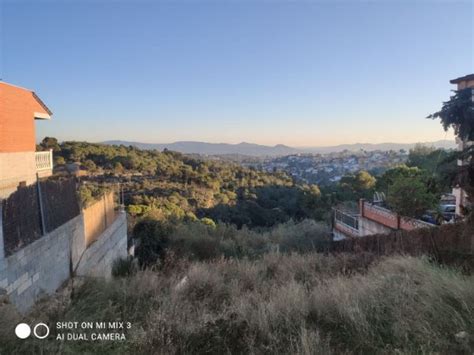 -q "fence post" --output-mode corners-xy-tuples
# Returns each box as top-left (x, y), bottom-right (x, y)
(359, 199), (365, 217)
(0, 202), (5, 260)
(36, 174), (47, 235)
(121, 184), (125, 212)
(103, 193), (108, 229)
